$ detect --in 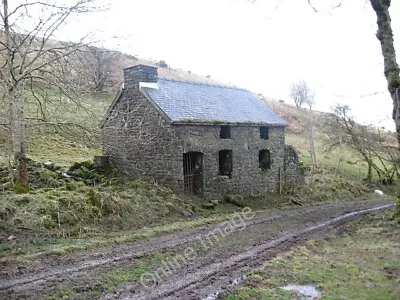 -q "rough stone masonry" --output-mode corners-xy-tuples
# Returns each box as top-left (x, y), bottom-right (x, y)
(102, 64), (303, 198)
